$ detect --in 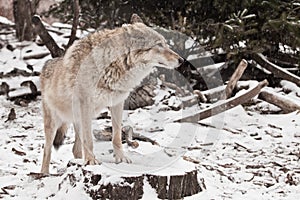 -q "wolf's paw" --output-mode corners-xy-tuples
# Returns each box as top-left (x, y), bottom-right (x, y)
(84, 158), (101, 166)
(114, 153), (132, 164)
